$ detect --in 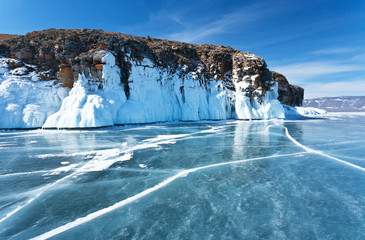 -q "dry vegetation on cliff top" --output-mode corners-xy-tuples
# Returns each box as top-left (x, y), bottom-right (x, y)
(0, 34), (20, 41)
